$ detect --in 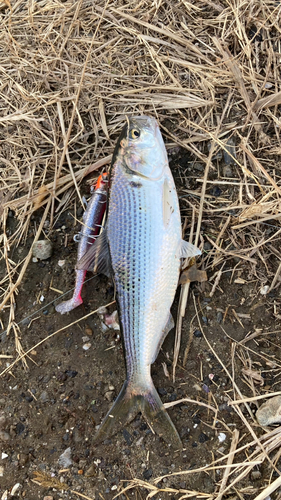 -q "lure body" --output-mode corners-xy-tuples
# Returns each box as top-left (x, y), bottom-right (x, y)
(55, 174), (107, 314)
